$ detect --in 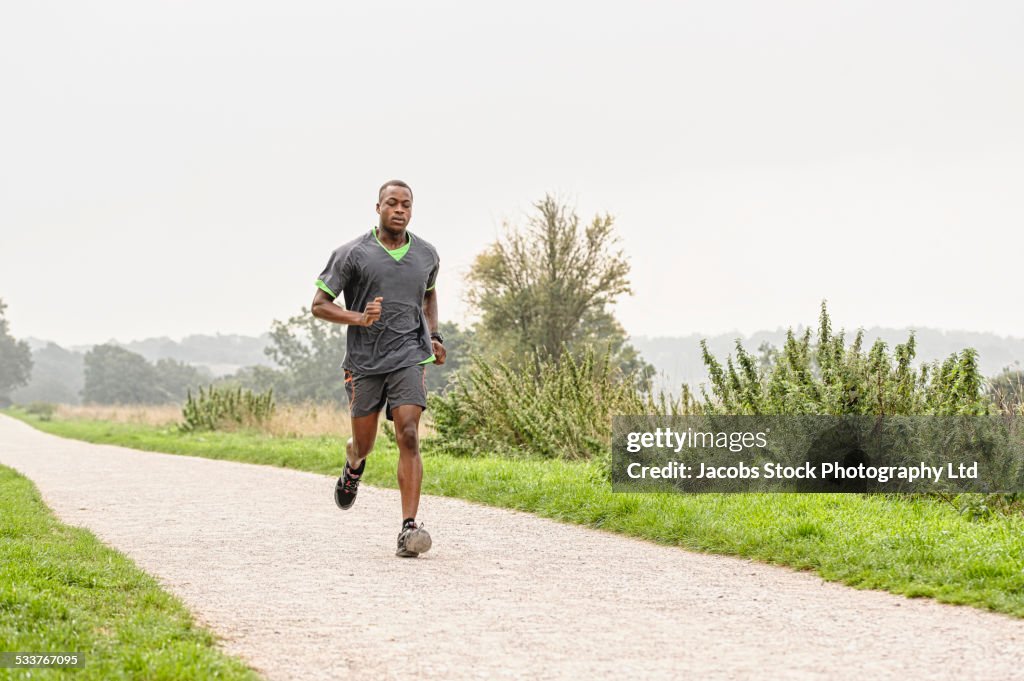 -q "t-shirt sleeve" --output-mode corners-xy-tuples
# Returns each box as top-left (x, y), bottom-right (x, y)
(425, 255), (439, 291)
(315, 248), (352, 300)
